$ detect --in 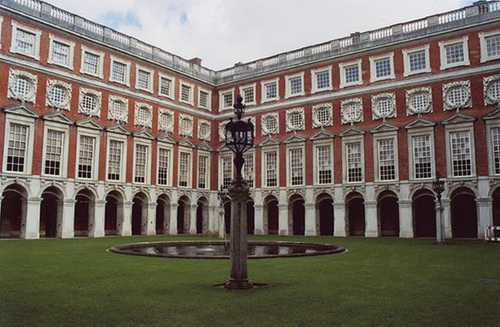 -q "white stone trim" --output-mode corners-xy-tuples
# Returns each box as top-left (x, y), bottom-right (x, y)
(135, 64), (154, 93)
(197, 119), (211, 141)
(442, 80), (471, 111)
(373, 131), (399, 182)
(261, 112), (280, 135)
(108, 95), (129, 123)
(8, 68), (37, 103)
(178, 148), (193, 188)
(109, 56), (131, 87)
(285, 107), (305, 132)
(179, 113), (194, 137)
(132, 138), (152, 185)
(218, 121), (228, 141)
(2, 114), (35, 175)
(342, 134), (365, 184)
(46, 79), (72, 111)
(261, 146), (280, 188)
(312, 103), (333, 128)
(10, 21), (41, 60)
(439, 36), (470, 70)
(80, 45), (104, 79)
(78, 87), (102, 117)
(239, 83), (257, 106)
(157, 143), (173, 186)
(158, 108), (174, 133)
(371, 93), (396, 120)
(48, 34), (75, 70)
(285, 72), (305, 99)
(158, 73), (175, 100)
(479, 29), (500, 63)
(198, 87), (212, 110)
(341, 98), (363, 125)
(406, 87), (433, 116)
(311, 66), (333, 94)
(179, 81), (194, 106)
(339, 59), (362, 88)
(75, 127), (100, 181)
(219, 88), (235, 111)
(403, 44), (431, 77)
(407, 127), (435, 181)
(484, 75), (500, 106)
(313, 139), (334, 185)
(369, 52), (395, 83)
(105, 133), (127, 183)
(197, 150), (211, 190)
(134, 102), (153, 128)
(445, 122), (476, 179)
(261, 77), (280, 103)
(41, 121), (70, 178)
(286, 143), (306, 187)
